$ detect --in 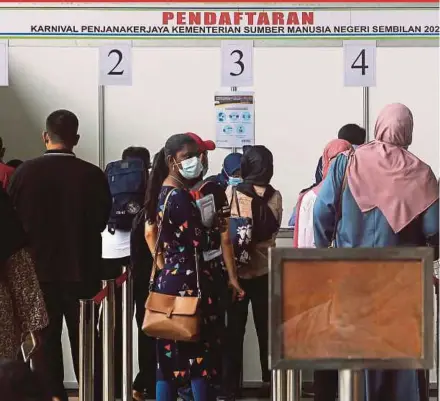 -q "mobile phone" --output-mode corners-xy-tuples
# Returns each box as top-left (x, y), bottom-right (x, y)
(21, 332), (37, 363)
